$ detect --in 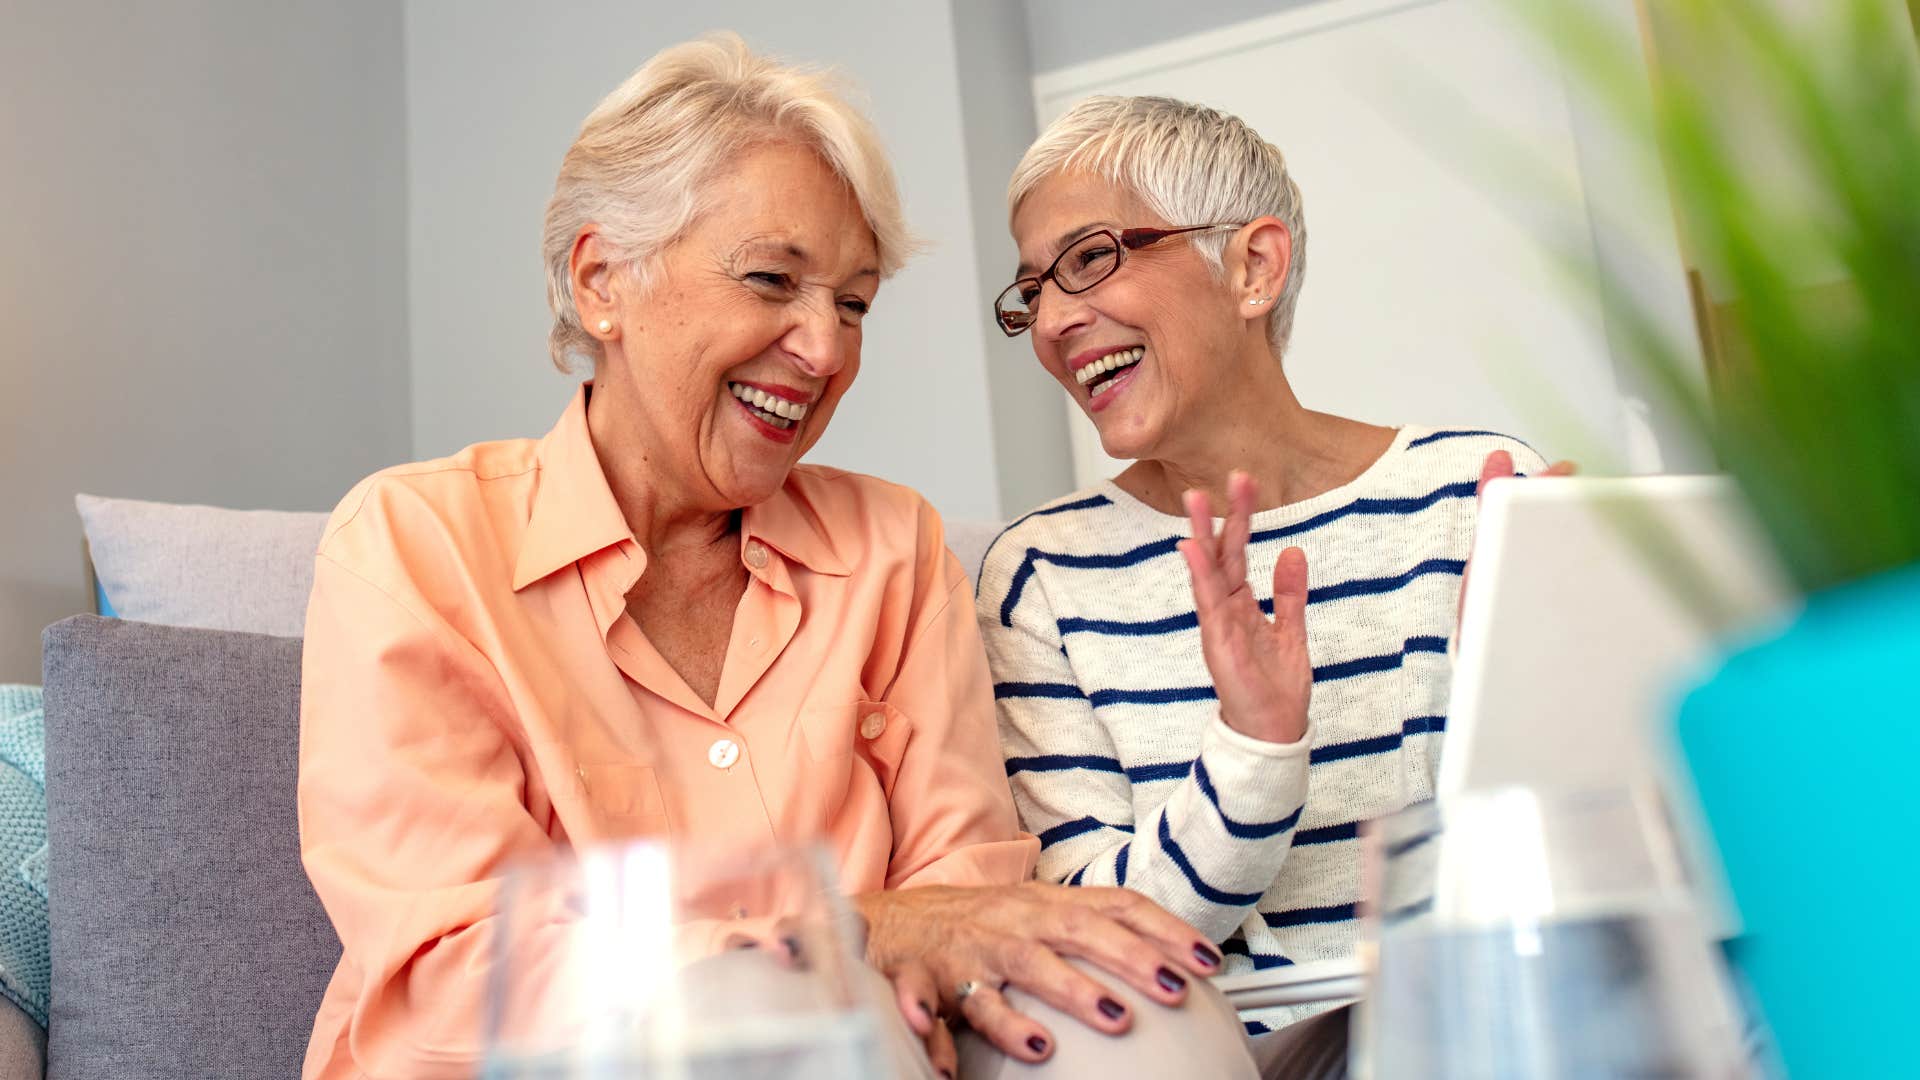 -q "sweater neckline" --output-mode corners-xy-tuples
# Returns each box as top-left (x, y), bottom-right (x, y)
(1096, 425), (1424, 529)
